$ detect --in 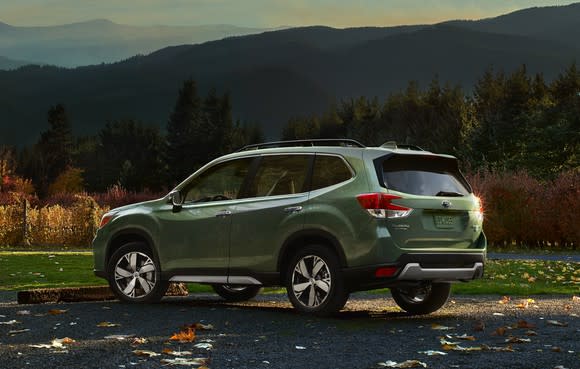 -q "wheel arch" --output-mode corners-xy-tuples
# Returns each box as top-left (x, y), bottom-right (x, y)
(278, 229), (347, 281)
(106, 228), (160, 270)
